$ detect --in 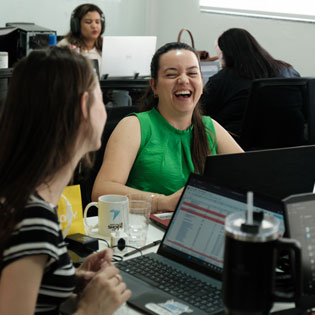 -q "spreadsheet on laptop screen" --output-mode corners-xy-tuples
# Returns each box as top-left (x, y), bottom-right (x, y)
(162, 176), (285, 273)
